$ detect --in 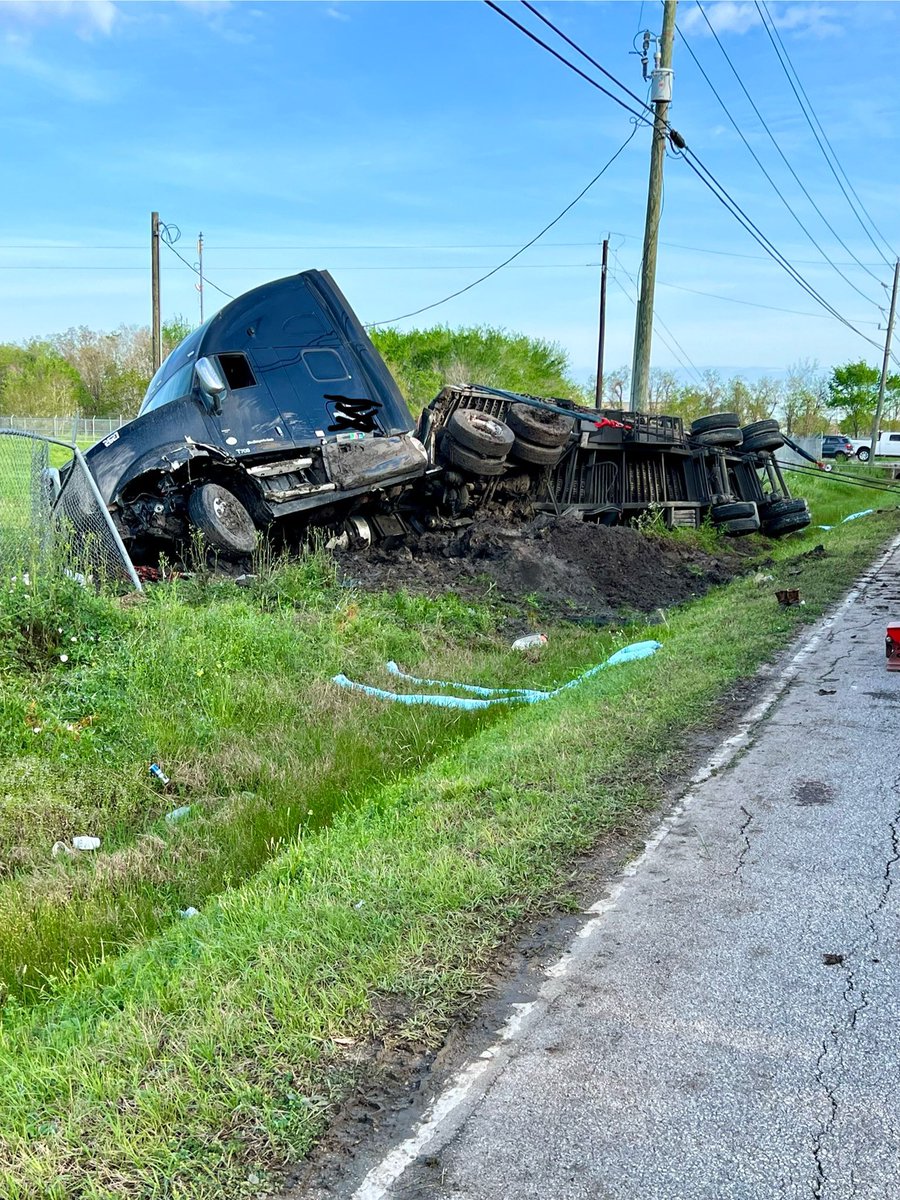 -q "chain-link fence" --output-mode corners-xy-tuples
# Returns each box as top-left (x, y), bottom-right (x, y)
(0, 431), (141, 590)
(0, 415), (129, 441)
